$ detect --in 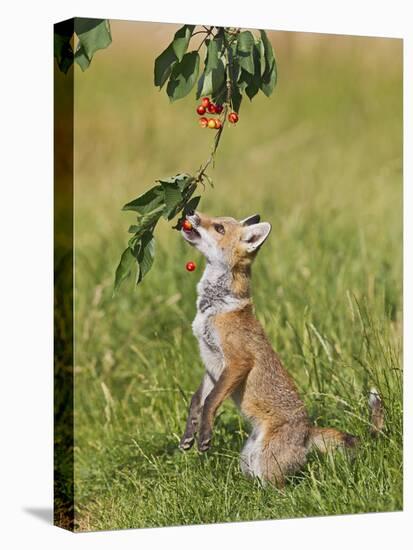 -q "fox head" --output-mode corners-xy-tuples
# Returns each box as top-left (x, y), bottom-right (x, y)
(181, 210), (271, 269)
